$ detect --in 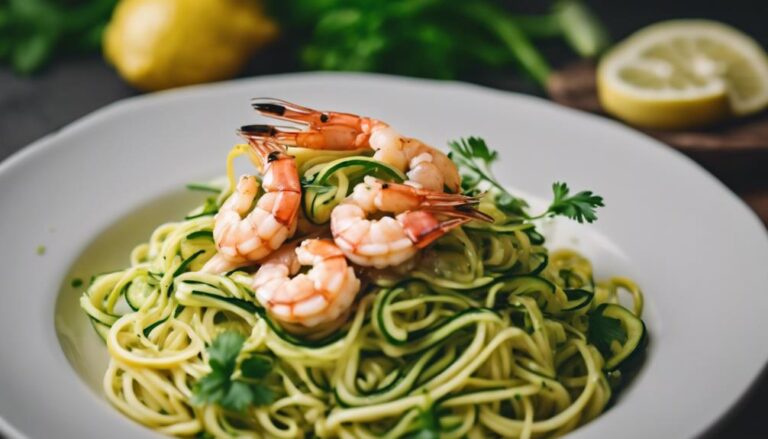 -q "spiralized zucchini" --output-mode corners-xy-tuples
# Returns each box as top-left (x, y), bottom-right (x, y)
(80, 146), (647, 438)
